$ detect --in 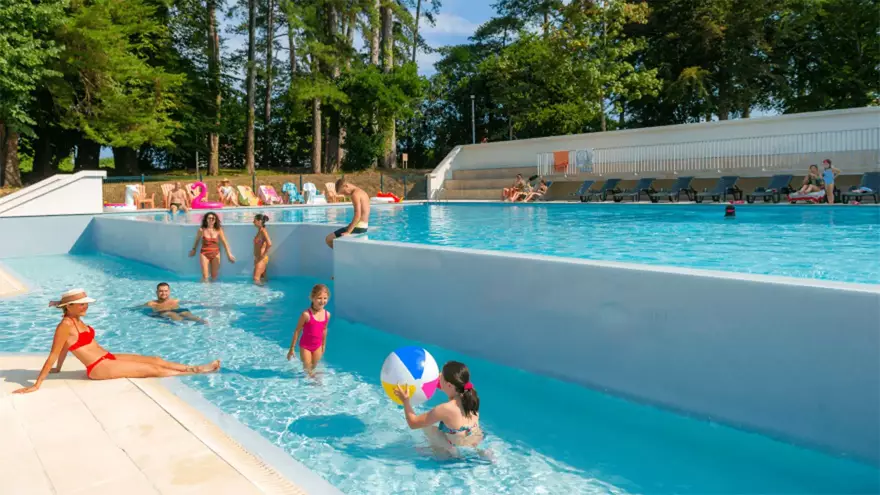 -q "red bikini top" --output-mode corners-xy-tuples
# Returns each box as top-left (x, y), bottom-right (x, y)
(68, 322), (96, 351)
